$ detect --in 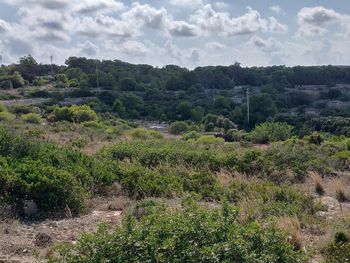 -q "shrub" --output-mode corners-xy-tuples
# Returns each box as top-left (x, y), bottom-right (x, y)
(50, 202), (305, 263)
(50, 105), (97, 123)
(182, 131), (200, 141)
(307, 131), (324, 145)
(196, 135), (225, 144)
(11, 160), (86, 214)
(323, 232), (350, 262)
(249, 122), (294, 144)
(21, 113), (42, 124)
(0, 103), (8, 112)
(169, 121), (189, 135)
(128, 128), (163, 140)
(0, 111), (15, 121)
(9, 104), (32, 114)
